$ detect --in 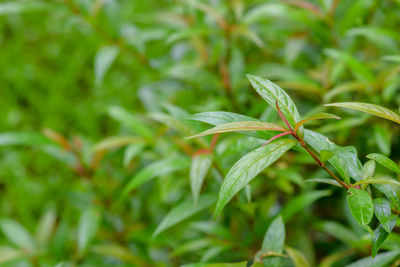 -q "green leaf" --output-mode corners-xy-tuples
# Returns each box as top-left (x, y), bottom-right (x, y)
(0, 132), (53, 147)
(320, 150), (335, 163)
(293, 113), (340, 133)
(0, 1), (47, 15)
(182, 262), (248, 267)
(285, 246), (310, 267)
(0, 219), (35, 252)
(325, 102), (400, 125)
(304, 129), (363, 182)
(374, 184), (400, 210)
(374, 125), (391, 155)
(362, 160), (376, 179)
(353, 177), (400, 187)
(185, 121), (287, 139)
(346, 189), (373, 227)
(367, 153), (400, 175)
(260, 216), (285, 267)
(122, 156), (190, 196)
(373, 198), (394, 233)
(95, 45), (119, 86)
(315, 221), (358, 246)
(190, 154), (213, 203)
(153, 194), (216, 238)
(186, 112), (279, 140)
(371, 224), (389, 258)
(93, 136), (143, 152)
(305, 178), (342, 187)
(77, 207), (100, 255)
(214, 139), (296, 218)
(35, 208), (56, 245)
(247, 75), (302, 131)
(0, 246), (24, 264)
(280, 190), (331, 221)
(345, 250), (400, 267)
